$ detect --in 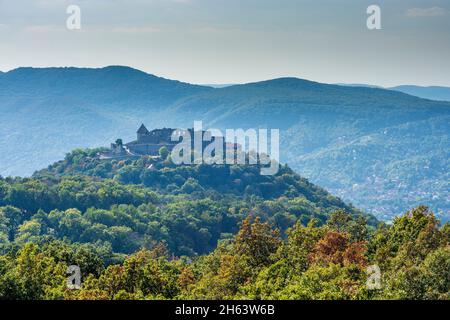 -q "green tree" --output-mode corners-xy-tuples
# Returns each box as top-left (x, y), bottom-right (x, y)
(234, 215), (280, 268)
(0, 206), (24, 241)
(159, 146), (169, 160)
